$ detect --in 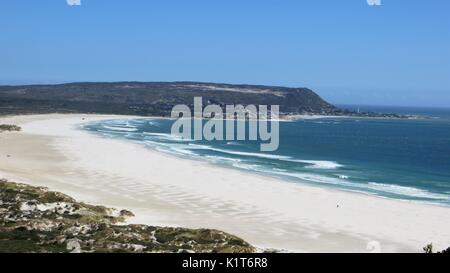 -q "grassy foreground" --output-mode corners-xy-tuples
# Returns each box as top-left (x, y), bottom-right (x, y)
(0, 179), (255, 253)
